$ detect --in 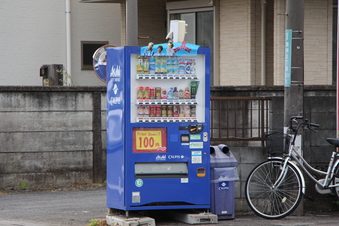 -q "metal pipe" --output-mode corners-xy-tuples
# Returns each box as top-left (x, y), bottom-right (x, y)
(126, 0), (138, 46)
(261, 0), (267, 85)
(66, 0), (72, 85)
